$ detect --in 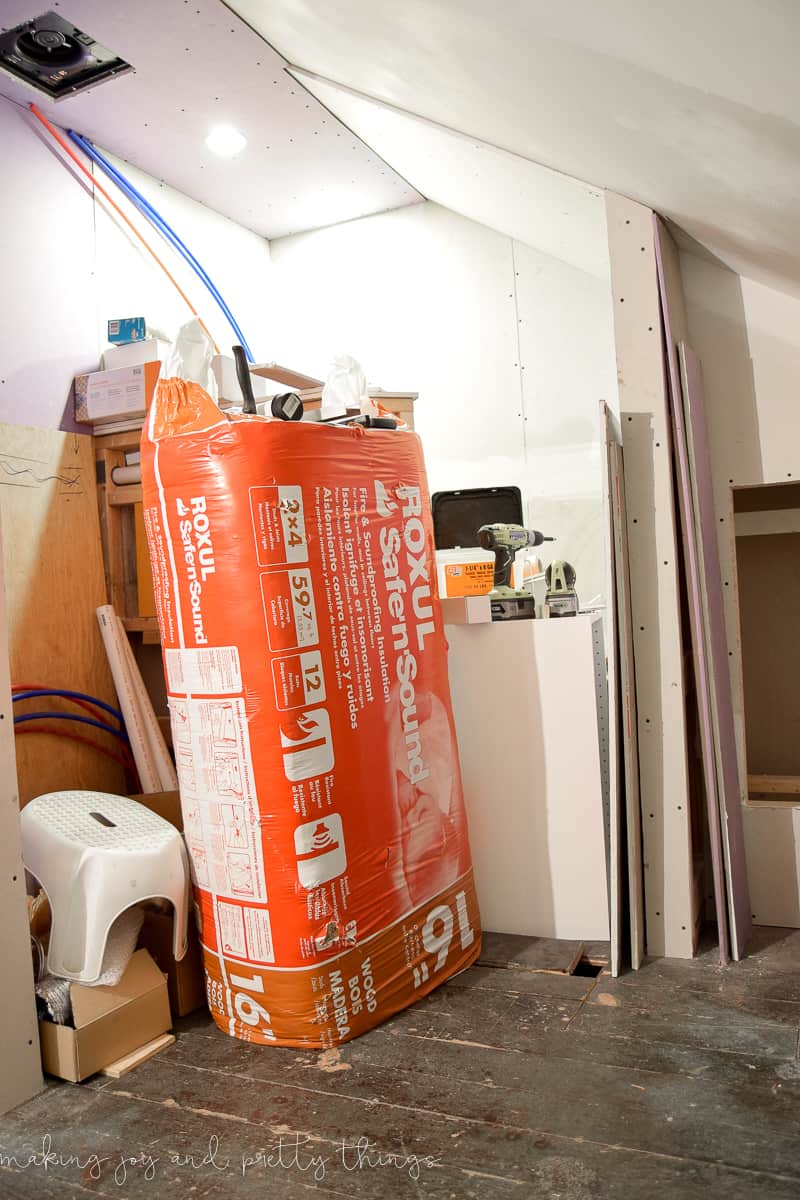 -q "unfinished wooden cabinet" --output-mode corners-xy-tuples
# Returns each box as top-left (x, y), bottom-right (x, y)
(735, 482), (800, 799)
